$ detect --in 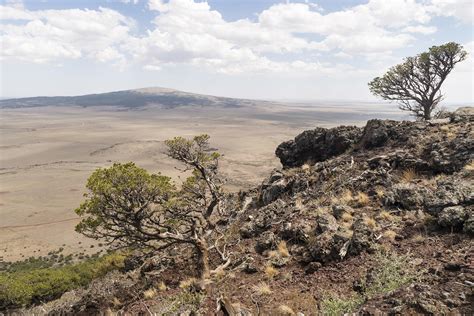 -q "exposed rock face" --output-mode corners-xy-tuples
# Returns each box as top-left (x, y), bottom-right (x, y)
(275, 126), (361, 168)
